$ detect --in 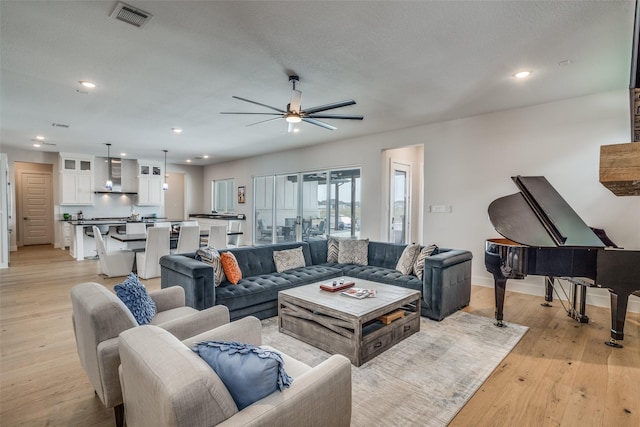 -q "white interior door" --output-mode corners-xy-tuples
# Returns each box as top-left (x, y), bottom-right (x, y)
(389, 161), (411, 244)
